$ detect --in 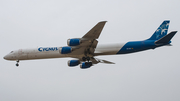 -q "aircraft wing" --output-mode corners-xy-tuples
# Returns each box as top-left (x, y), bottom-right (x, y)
(69, 21), (107, 55)
(67, 21), (114, 68)
(82, 21), (107, 39)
